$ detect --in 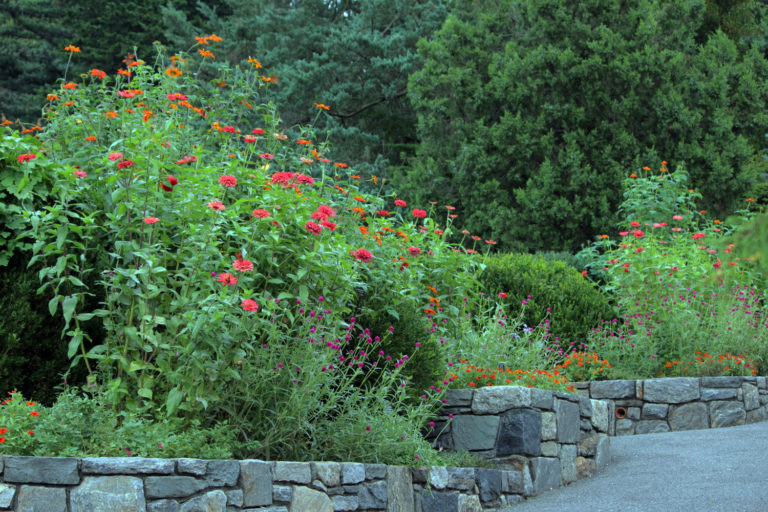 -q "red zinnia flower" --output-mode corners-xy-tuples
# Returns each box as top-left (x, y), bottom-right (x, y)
(207, 201), (225, 211)
(692, 232), (705, 240)
(17, 153), (36, 163)
(117, 160), (135, 169)
(242, 299), (259, 312)
(317, 205), (335, 218)
(296, 174), (314, 185)
(73, 170), (87, 178)
(321, 221), (337, 231)
(219, 175), (237, 188)
(412, 209), (427, 219)
(252, 128), (265, 135)
(143, 217), (159, 224)
(271, 172), (294, 185)
(159, 182), (173, 192)
(108, 152), (124, 161)
(243, 135), (257, 143)
(408, 246), (421, 256)
(633, 230), (644, 238)
(394, 199), (407, 207)
(217, 272), (237, 286)
(351, 248), (373, 262)
(252, 209), (270, 218)
(167, 93), (188, 101)
(166, 176), (178, 186)
(498, 292), (508, 298)
(233, 259), (254, 272)
(306, 221), (323, 235)
(30, 411), (39, 417)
